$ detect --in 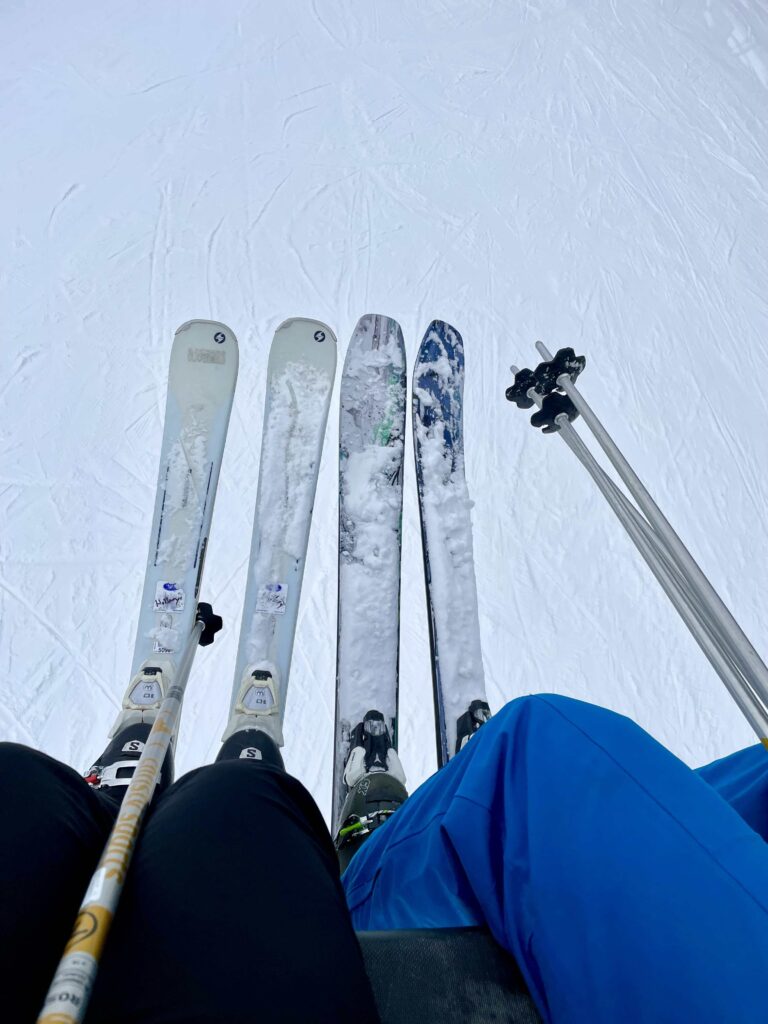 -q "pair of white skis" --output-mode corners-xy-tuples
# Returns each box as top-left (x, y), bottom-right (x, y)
(112, 316), (337, 760)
